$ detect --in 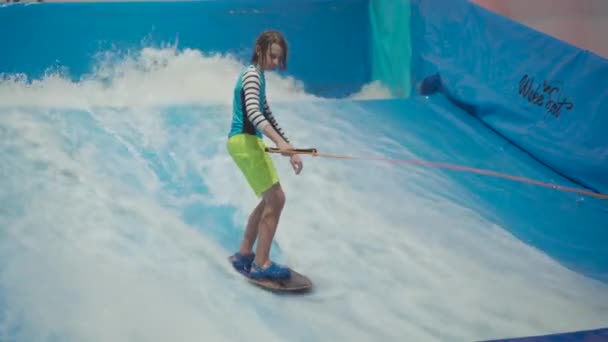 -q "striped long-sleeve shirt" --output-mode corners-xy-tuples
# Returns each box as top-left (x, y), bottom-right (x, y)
(228, 65), (289, 143)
